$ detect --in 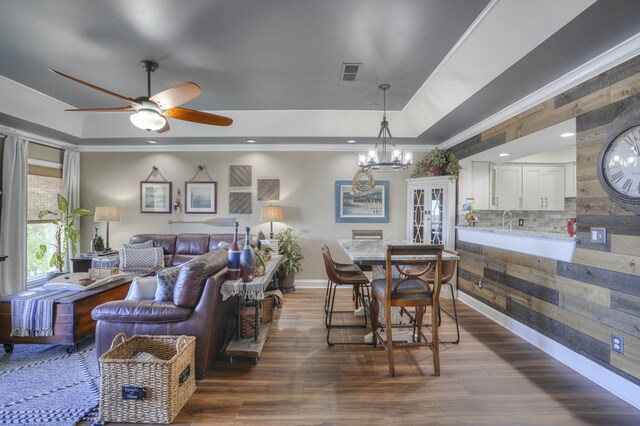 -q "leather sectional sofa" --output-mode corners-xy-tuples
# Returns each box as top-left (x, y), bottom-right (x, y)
(92, 233), (246, 379)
